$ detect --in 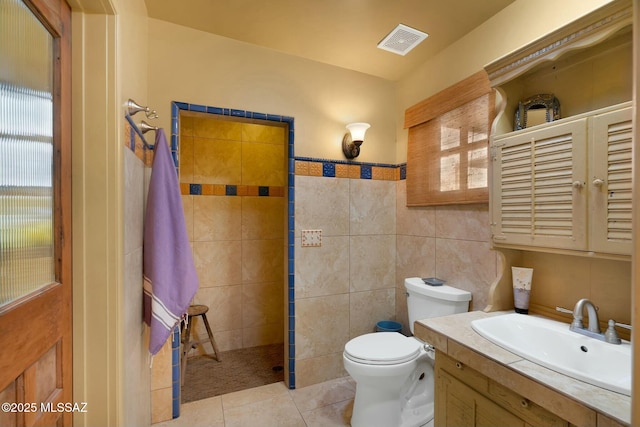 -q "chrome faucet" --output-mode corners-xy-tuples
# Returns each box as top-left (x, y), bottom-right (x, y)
(569, 299), (622, 344)
(571, 298), (600, 333)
